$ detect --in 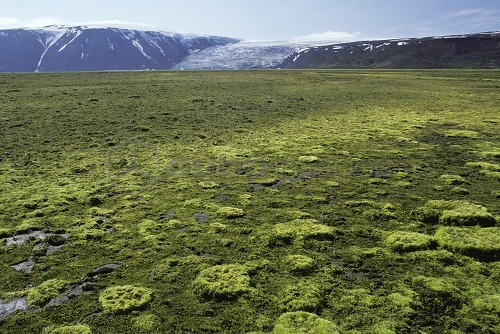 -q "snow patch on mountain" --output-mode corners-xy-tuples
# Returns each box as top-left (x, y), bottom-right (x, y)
(33, 27), (67, 71)
(58, 30), (82, 52)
